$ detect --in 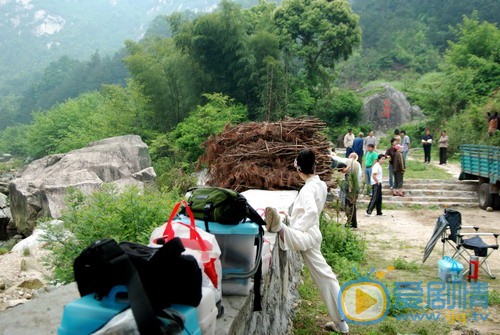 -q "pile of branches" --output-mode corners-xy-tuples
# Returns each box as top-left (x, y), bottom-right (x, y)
(197, 117), (334, 192)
